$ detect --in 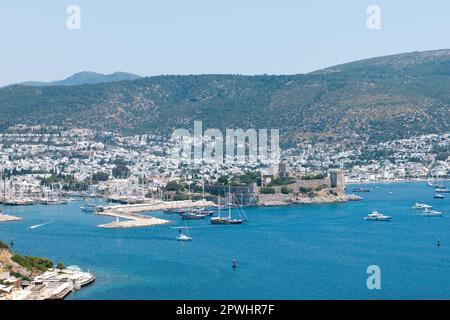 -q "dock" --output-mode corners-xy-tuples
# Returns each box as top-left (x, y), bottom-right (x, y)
(96, 200), (215, 229)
